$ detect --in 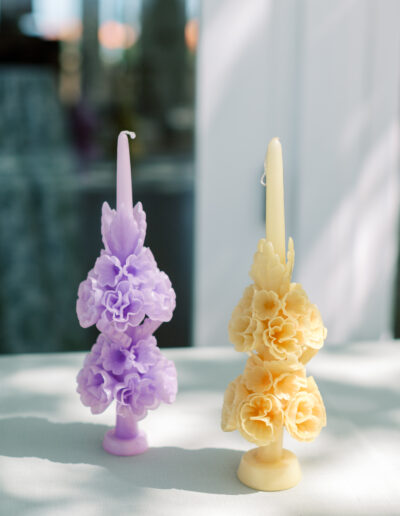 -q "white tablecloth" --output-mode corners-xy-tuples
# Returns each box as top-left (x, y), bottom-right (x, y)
(1, 342), (399, 515)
